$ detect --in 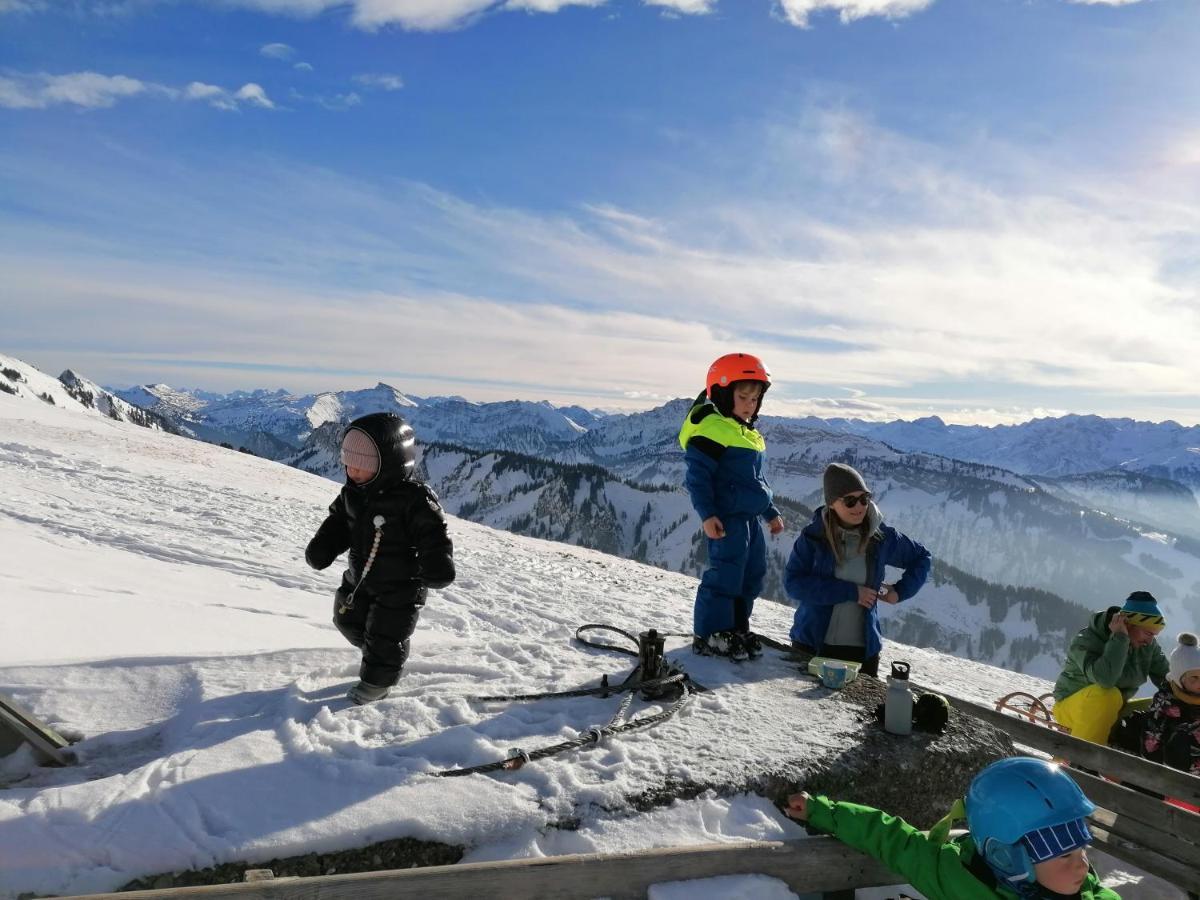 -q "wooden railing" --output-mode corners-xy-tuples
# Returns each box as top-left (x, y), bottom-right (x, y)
(55, 837), (900, 900)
